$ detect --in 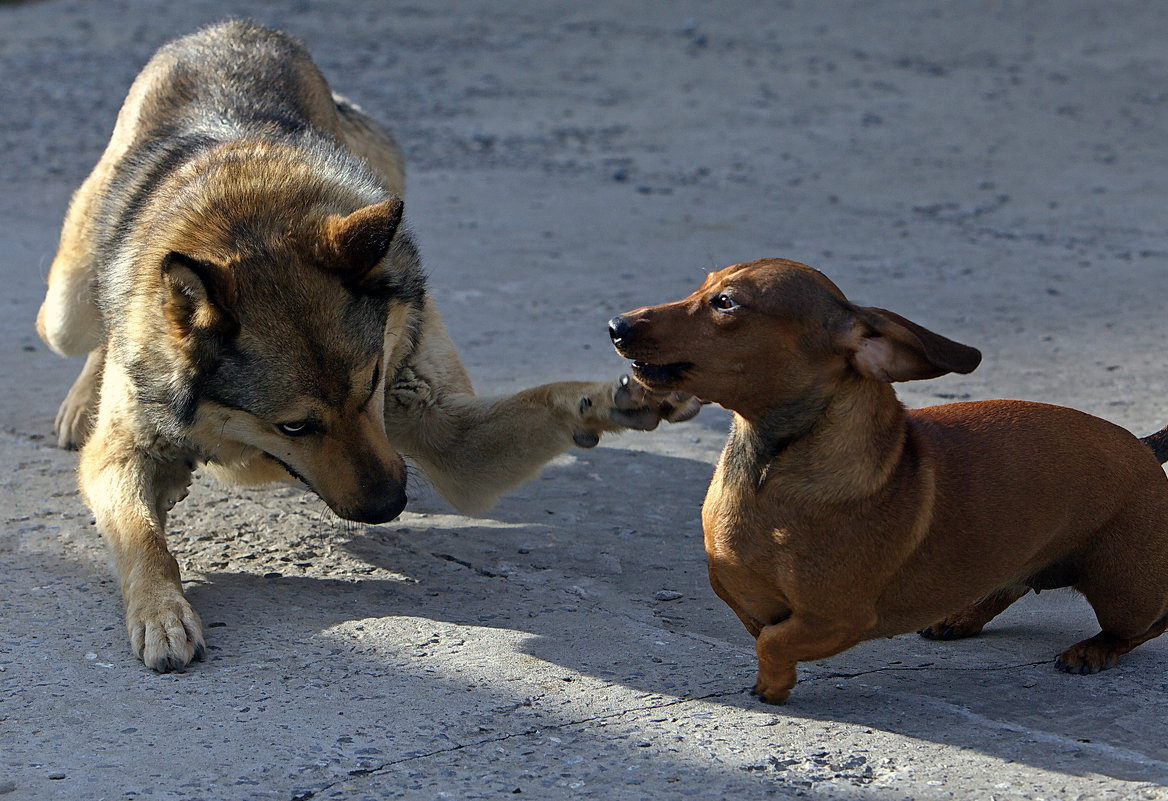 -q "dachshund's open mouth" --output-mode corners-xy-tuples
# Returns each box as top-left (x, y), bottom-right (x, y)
(631, 361), (692, 386)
